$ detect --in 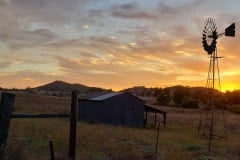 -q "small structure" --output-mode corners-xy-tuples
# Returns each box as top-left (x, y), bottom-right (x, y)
(78, 92), (145, 127)
(144, 104), (167, 127)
